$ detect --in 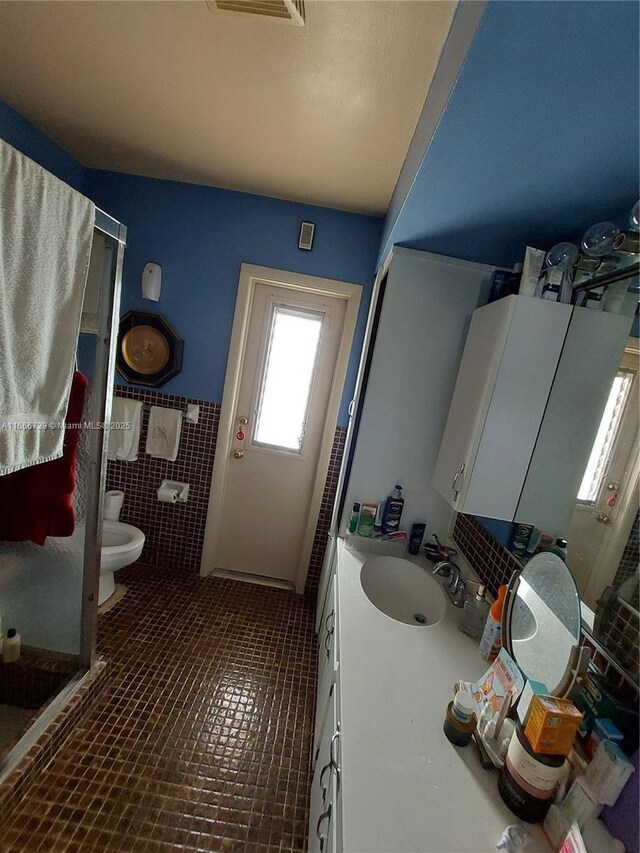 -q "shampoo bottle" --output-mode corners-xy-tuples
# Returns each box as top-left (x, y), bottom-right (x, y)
(479, 585), (507, 662)
(381, 485), (404, 535)
(348, 502), (361, 534)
